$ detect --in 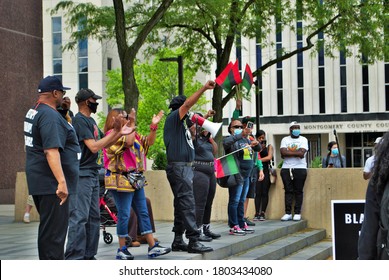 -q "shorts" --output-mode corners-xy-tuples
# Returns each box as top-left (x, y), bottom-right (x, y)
(27, 195), (35, 206)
